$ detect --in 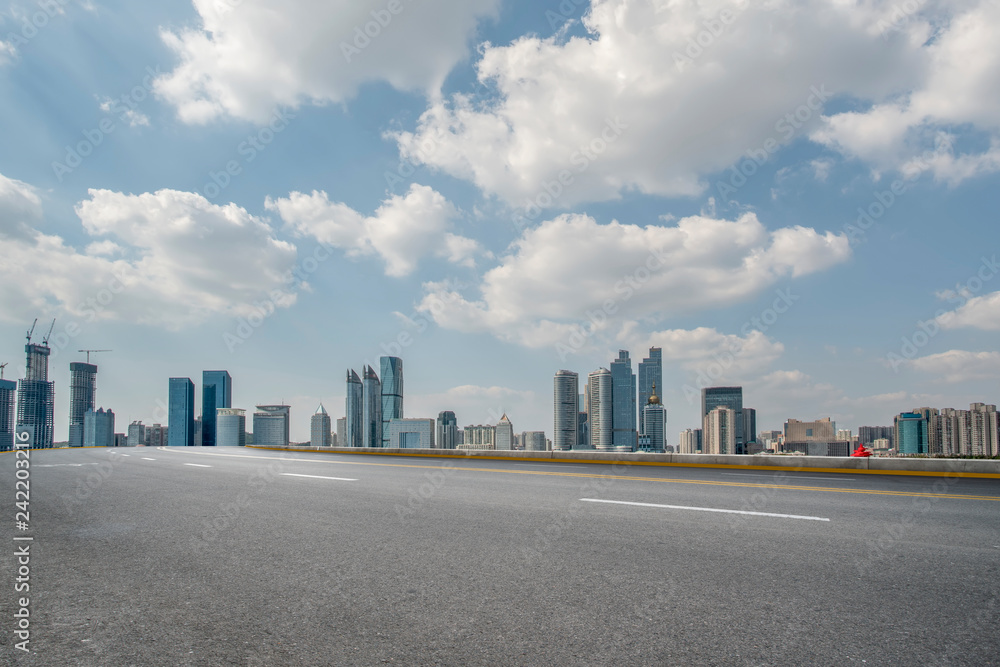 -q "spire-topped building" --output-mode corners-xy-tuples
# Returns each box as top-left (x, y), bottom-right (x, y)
(346, 369), (363, 448)
(362, 365), (382, 448)
(311, 403), (332, 447)
(642, 382), (666, 452)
